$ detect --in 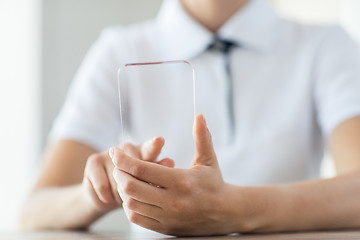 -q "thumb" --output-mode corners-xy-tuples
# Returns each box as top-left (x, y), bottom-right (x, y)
(192, 114), (217, 166)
